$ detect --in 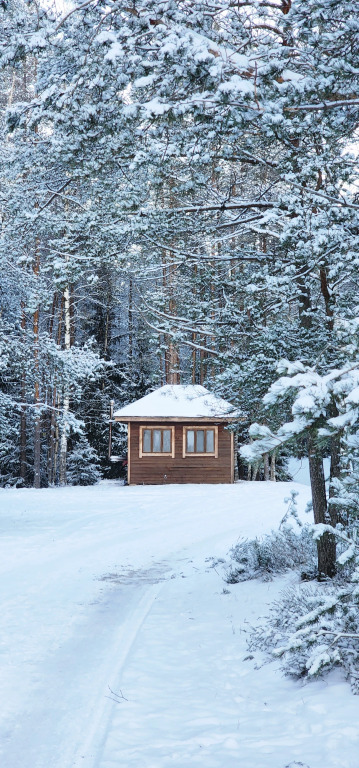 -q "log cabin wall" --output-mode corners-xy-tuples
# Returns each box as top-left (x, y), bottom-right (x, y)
(128, 421), (233, 485)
